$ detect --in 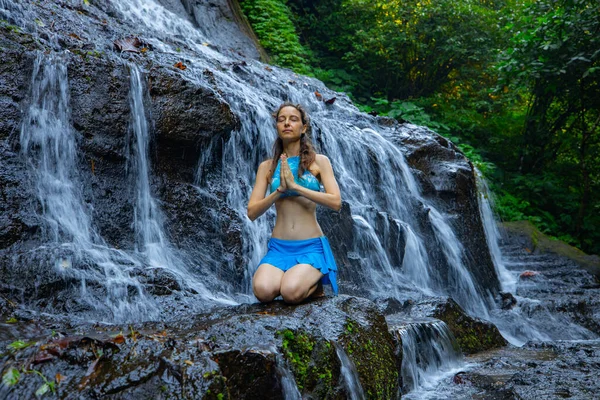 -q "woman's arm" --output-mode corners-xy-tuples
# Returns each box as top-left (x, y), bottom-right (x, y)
(247, 160), (284, 221)
(284, 154), (342, 211)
